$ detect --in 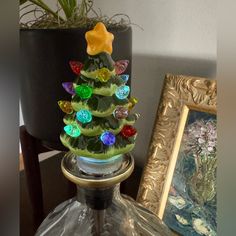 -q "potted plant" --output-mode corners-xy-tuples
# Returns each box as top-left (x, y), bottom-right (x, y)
(20, 0), (132, 150)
